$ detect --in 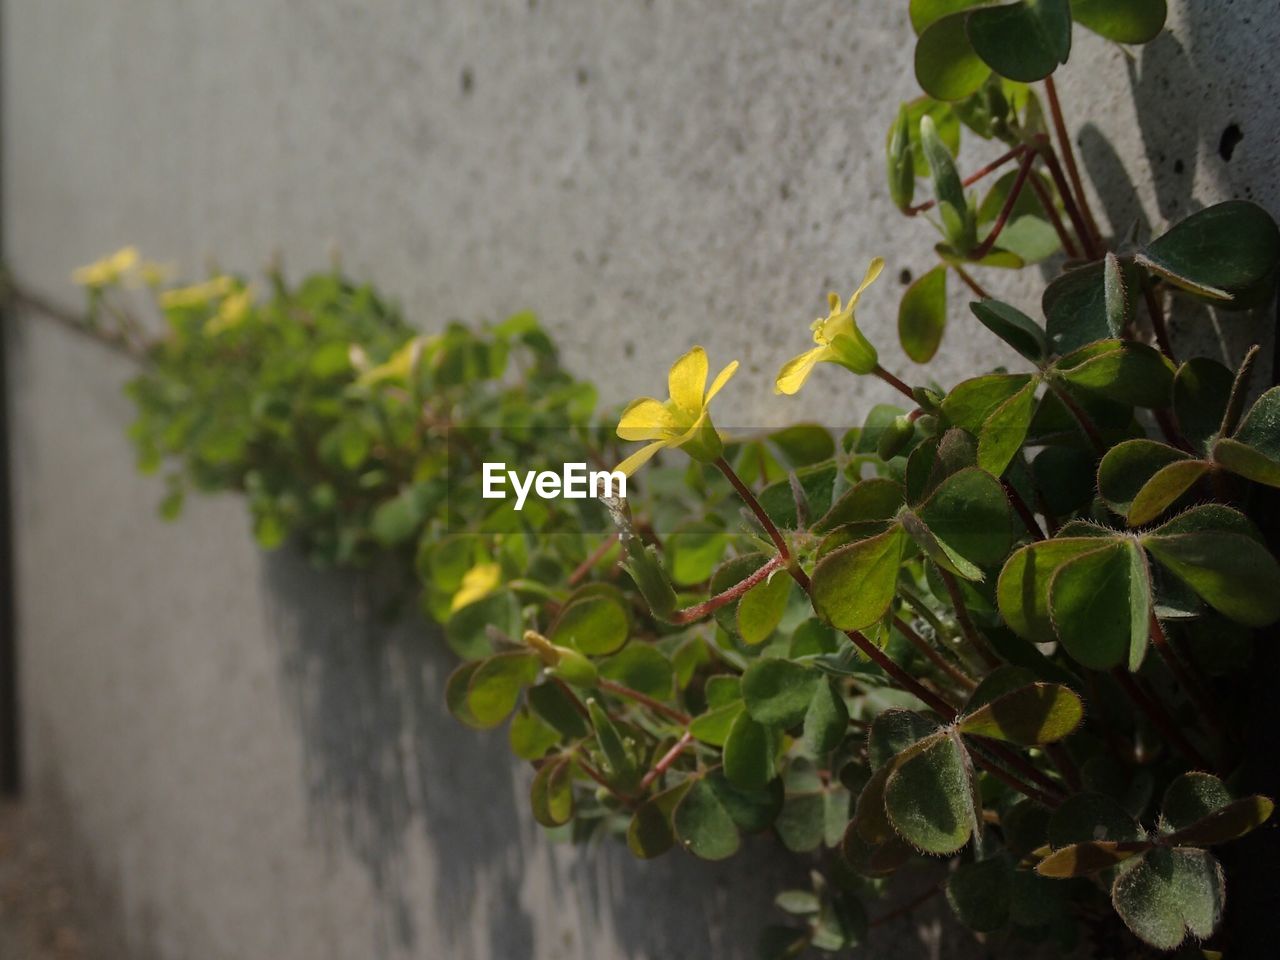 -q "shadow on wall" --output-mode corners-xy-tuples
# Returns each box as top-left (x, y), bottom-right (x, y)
(1077, 5), (1279, 375)
(258, 546), (981, 960)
